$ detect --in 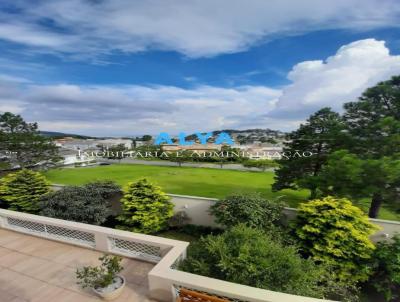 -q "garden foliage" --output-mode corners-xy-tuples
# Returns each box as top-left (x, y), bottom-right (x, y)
(117, 178), (174, 233)
(370, 234), (400, 301)
(294, 196), (379, 283)
(0, 169), (51, 213)
(210, 192), (284, 230)
(242, 159), (279, 171)
(76, 254), (123, 289)
(180, 224), (327, 298)
(40, 181), (118, 225)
